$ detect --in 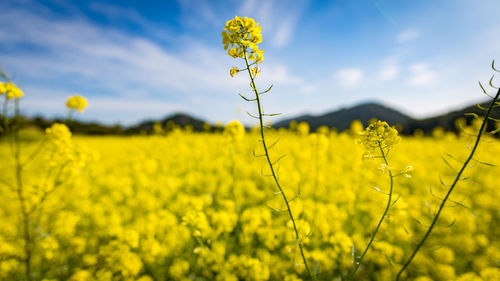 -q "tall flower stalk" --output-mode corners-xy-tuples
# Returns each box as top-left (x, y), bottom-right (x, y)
(0, 72), (87, 280)
(395, 64), (500, 280)
(222, 16), (313, 280)
(0, 76), (33, 280)
(347, 121), (410, 280)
